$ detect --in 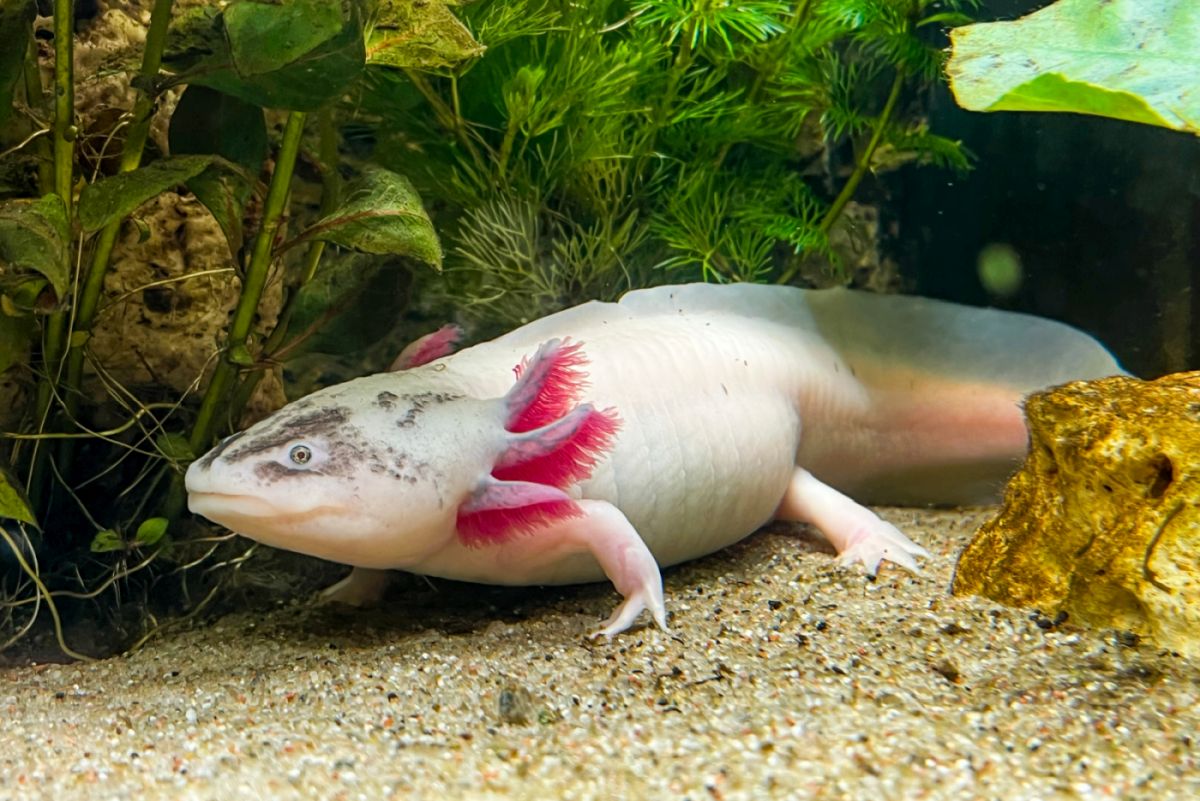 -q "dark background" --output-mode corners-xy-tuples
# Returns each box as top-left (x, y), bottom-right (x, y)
(892, 0), (1199, 377)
